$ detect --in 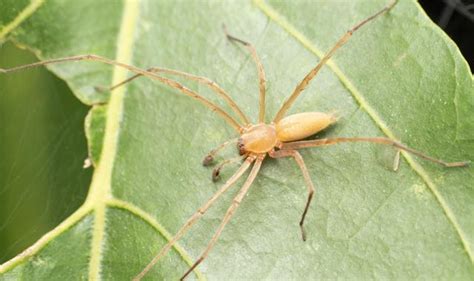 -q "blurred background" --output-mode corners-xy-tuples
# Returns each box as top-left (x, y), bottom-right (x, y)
(0, 0), (473, 265)
(0, 43), (91, 264)
(420, 0), (474, 68)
